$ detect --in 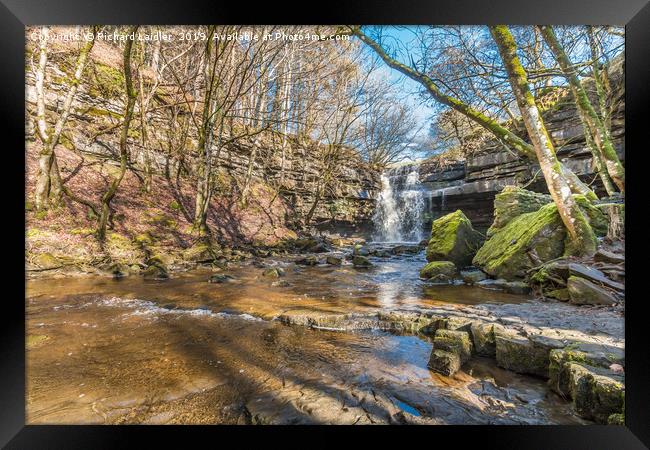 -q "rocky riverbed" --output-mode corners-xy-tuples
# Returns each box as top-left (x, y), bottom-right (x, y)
(26, 245), (623, 425)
